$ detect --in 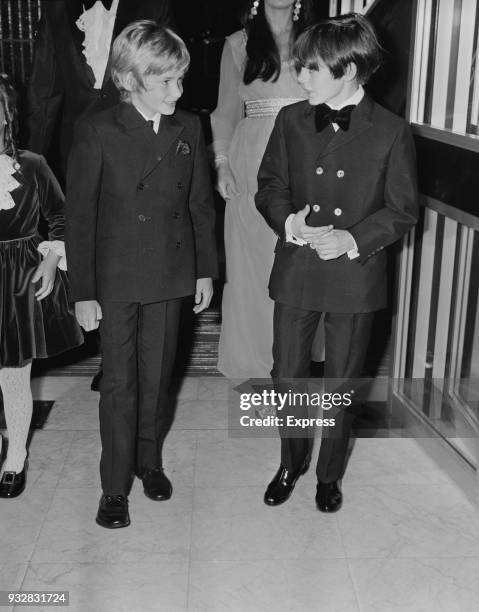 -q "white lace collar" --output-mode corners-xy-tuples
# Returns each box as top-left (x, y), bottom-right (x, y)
(76, 0), (119, 89)
(0, 153), (20, 211)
